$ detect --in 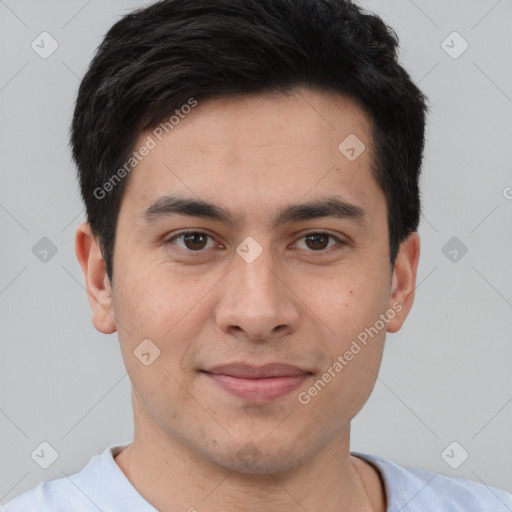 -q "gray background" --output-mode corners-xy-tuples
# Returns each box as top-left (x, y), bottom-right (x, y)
(1, 0), (511, 505)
